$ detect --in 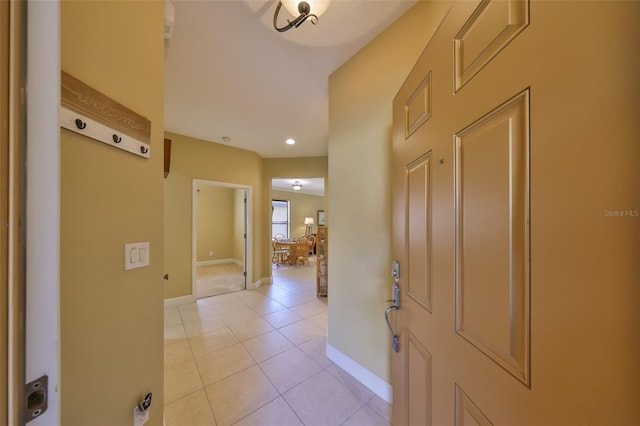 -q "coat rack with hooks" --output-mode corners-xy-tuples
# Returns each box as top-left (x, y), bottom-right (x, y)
(59, 71), (151, 159)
